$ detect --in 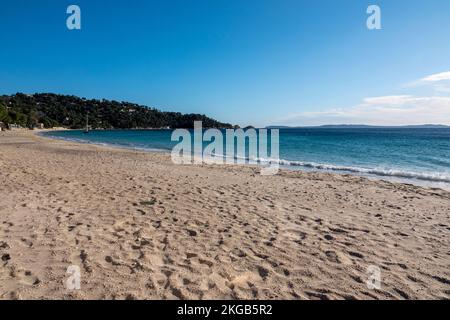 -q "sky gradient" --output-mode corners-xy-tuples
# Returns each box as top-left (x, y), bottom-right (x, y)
(1, 0), (450, 126)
